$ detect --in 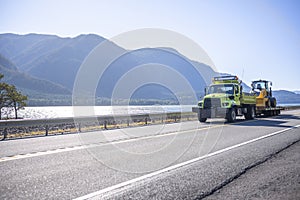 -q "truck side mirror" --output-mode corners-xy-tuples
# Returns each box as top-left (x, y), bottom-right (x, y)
(235, 85), (239, 96)
(204, 87), (207, 95)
